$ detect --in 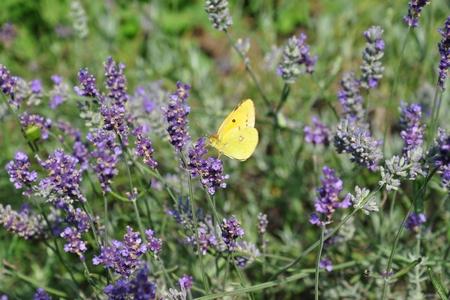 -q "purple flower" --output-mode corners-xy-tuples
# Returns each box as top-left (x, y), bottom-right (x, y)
(188, 138), (228, 195)
(19, 113), (52, 140)
(310, 166), (350, 226)
(399, 102), (424, 152)
(187, 137), (208, 177)
(129, 266), (157, 300)
(104, 57), (128, 105)
(277, 33), (317, 83)
(319, 258), (333, 272)
(93, 226), (147, 276)
(165, 82), (191, 151)
(33, 288), (52, 300)
(0, 204), (44, 239)
(134, 129), (158, 169)
(257, 212), (268, 235)
(334, 119), (382, 171)
(5, 151), (37, 193)
(338, 72), (365, 123)
(104, 266), (157, 300)
(438, 17), (450, 89)
(75, 68), (98, 97)
(404, 0), (431, 28)
(49, 75), (68, 109)
(60, 226), (87, 259)
(0, 64), (17, 103)
(304, 116), (330, 146)
(104, 278), (130, 300)
(100, 99), (129, 145)
(429, 128), (450, 190)
(87, 129), (122, 193)
(405, 212), (426, 232)
(196, 221), (218, 255)
(30, 79), (42, 94)
(38, 149), (85, 203)
(220, 216), (244, 251)
(145, 229), (162, 255)
(179, 274), (193, 290)
(0, 22), (17, 46)
(360, 26), (385, 89)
